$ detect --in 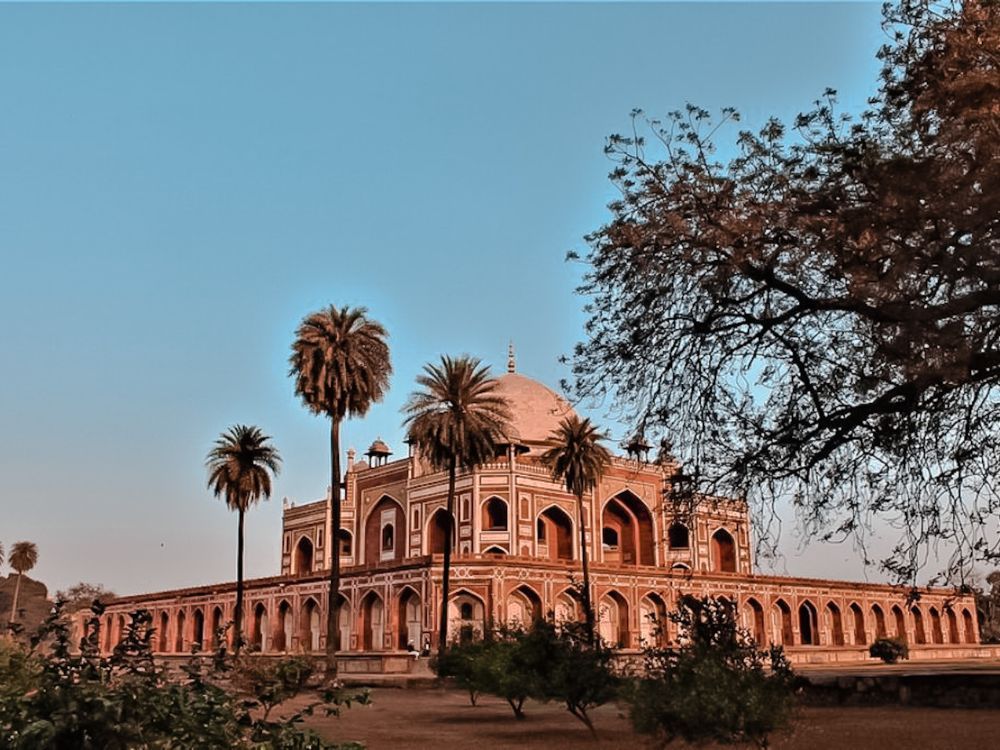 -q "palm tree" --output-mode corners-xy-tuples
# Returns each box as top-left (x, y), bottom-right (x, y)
(206, 425), (281, 654)
(404, 355), (511, 662)
(541, 415), (611, 646)
(290, 305), (391, 673)
(8, 541), (39, 626)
